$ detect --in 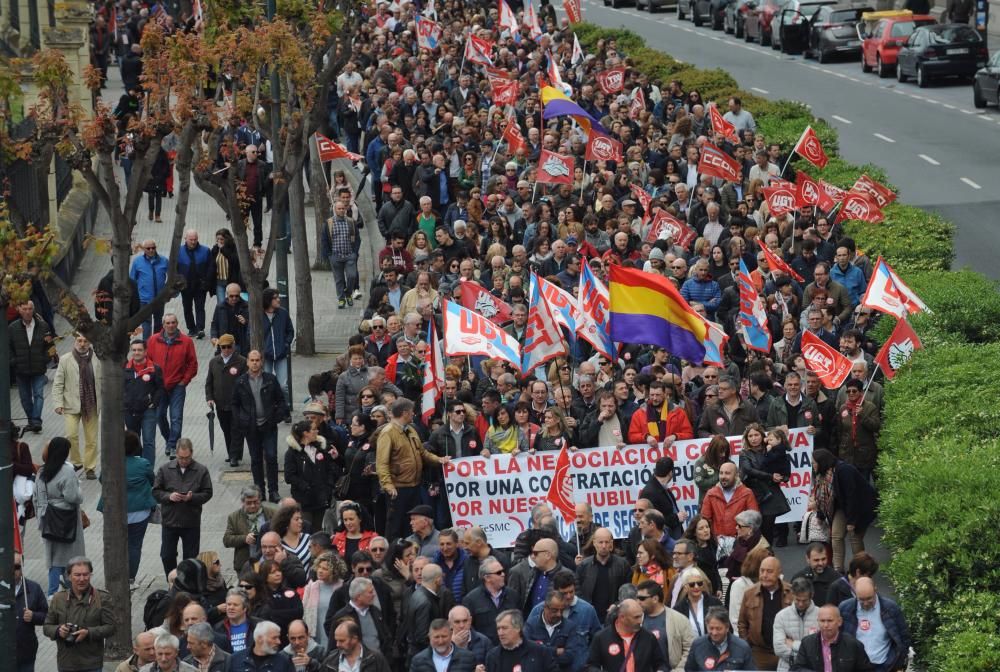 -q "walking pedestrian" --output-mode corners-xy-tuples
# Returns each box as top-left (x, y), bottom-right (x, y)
(177, 229), (213, 339)
(14, 552), (48, 672)
(33, 437), (85, 596)
(205, 334), (248, 467)
(52, 333), (102, 479)
(147, 313), (199, 459)
(153, 438), (215, 576)
(320, 199), (361, 310)
(123, 339), (165, 464)
(9, 300), (54, 433)
(130, 239), (168, 340)
(231, 350), (289, 502)
(43, 557), (116, 672)
(261, 288), (295, 418)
